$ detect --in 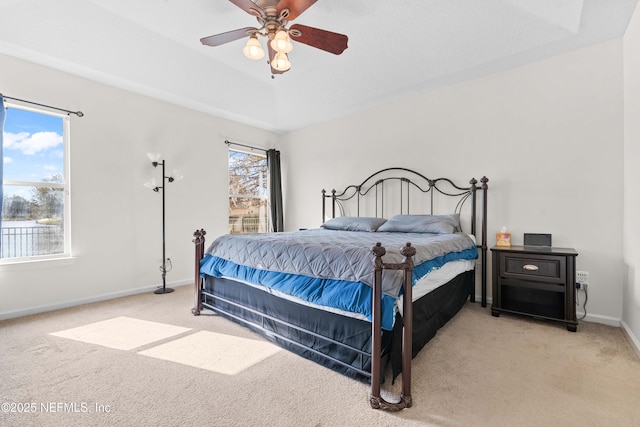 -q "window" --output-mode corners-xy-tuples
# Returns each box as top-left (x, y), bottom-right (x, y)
(1, 105), (70, 261)
(228, 149), (269, 234)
